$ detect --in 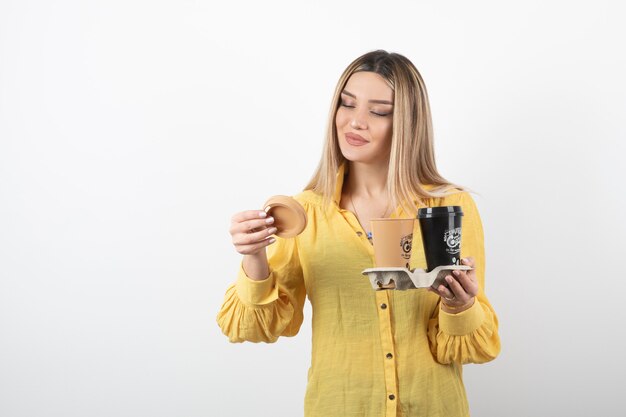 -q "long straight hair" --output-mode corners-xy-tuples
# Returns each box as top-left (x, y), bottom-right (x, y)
(303, 50), (468, 216)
